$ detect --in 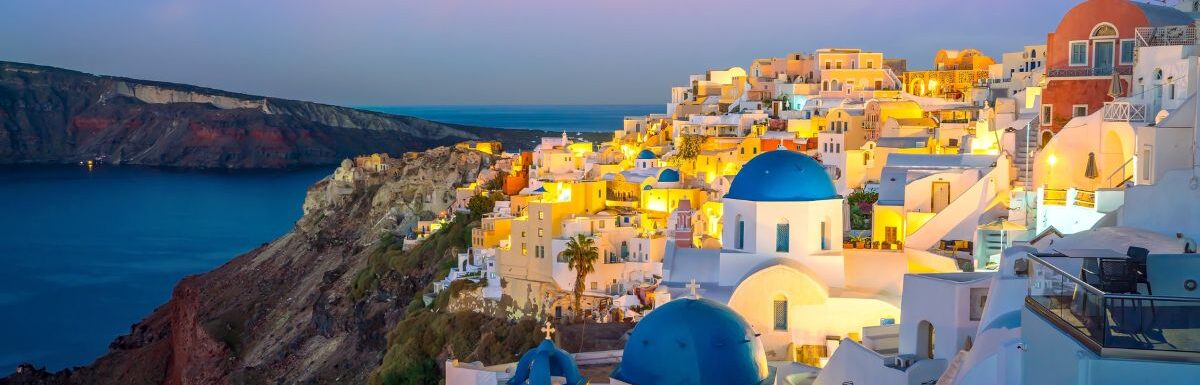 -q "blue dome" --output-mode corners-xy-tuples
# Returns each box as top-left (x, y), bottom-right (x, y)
(507, 339), (587, 385)
(658, 168), (681, 183)
(612, 298), (771, 385)
(725, 150), (838, 202)
(636, 149), (657, 160)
